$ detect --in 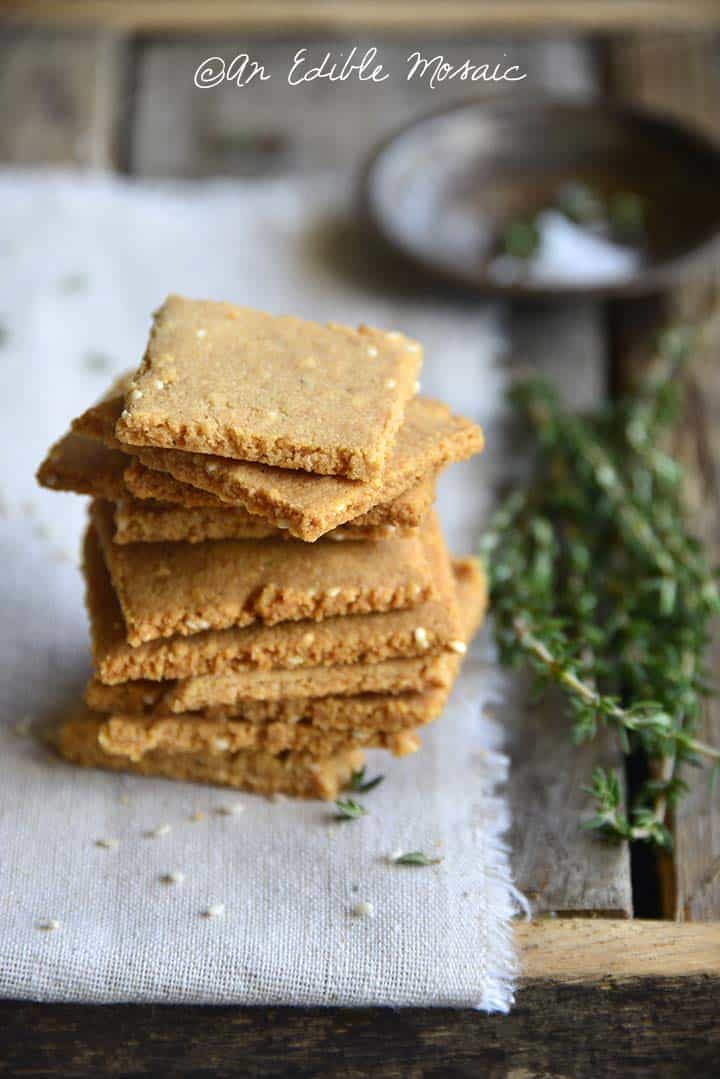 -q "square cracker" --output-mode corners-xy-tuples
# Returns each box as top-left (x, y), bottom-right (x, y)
(85, 557), (485, 713)
(92, 500), (436, 646)
(84, 515), (461, 684)
(75, 388), (482, 541)
(112, 498), (417, 545)
(115, 295), (422, 480)
(37, 432), (128, 501)
(39, 413), (435, 537)
(56, 714), (364, 800)
(132, 396), (482, 541)
(123, 460), (437, 533)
